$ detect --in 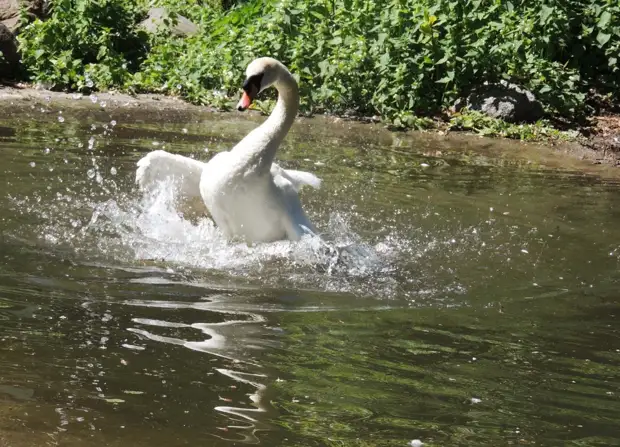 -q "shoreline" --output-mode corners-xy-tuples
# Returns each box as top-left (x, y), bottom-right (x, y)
(0, 85), (618, 173)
